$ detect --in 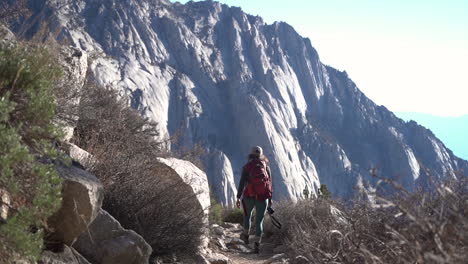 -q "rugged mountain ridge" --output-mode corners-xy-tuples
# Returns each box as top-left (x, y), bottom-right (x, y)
(16, 0), (468, 206)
